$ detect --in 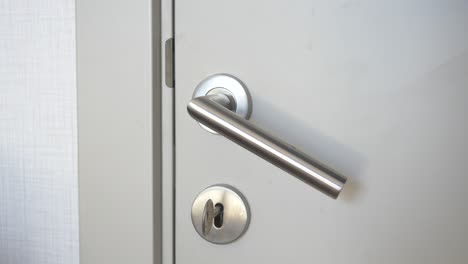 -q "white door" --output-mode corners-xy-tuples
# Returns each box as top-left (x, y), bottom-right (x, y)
(175, 1), (468, 263)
